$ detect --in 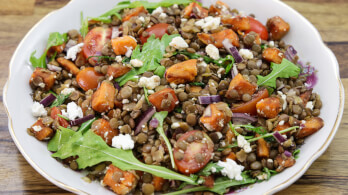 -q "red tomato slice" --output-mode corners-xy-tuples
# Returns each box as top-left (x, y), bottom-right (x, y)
(76, 67), (104, 91)
(140, 23), (169, 44)
(246, 17), (269, 40)
(83, 27), (112, 65)
(231, 88), (269, 115)
(174, 130), (214, 174)
(50, 107), (69, 128)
